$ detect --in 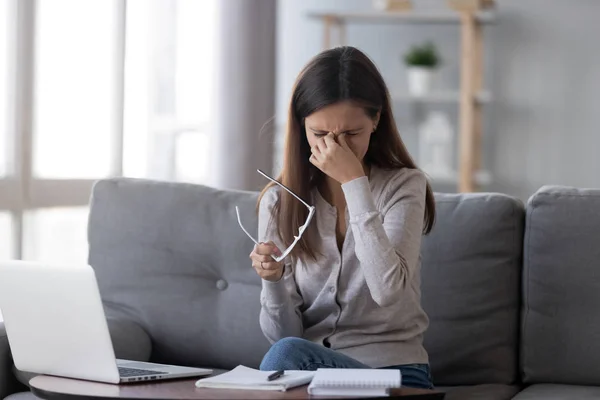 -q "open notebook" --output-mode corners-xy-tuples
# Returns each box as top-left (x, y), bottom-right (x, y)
(307, 368), (402, 397)
(195, 366), (314, 392)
